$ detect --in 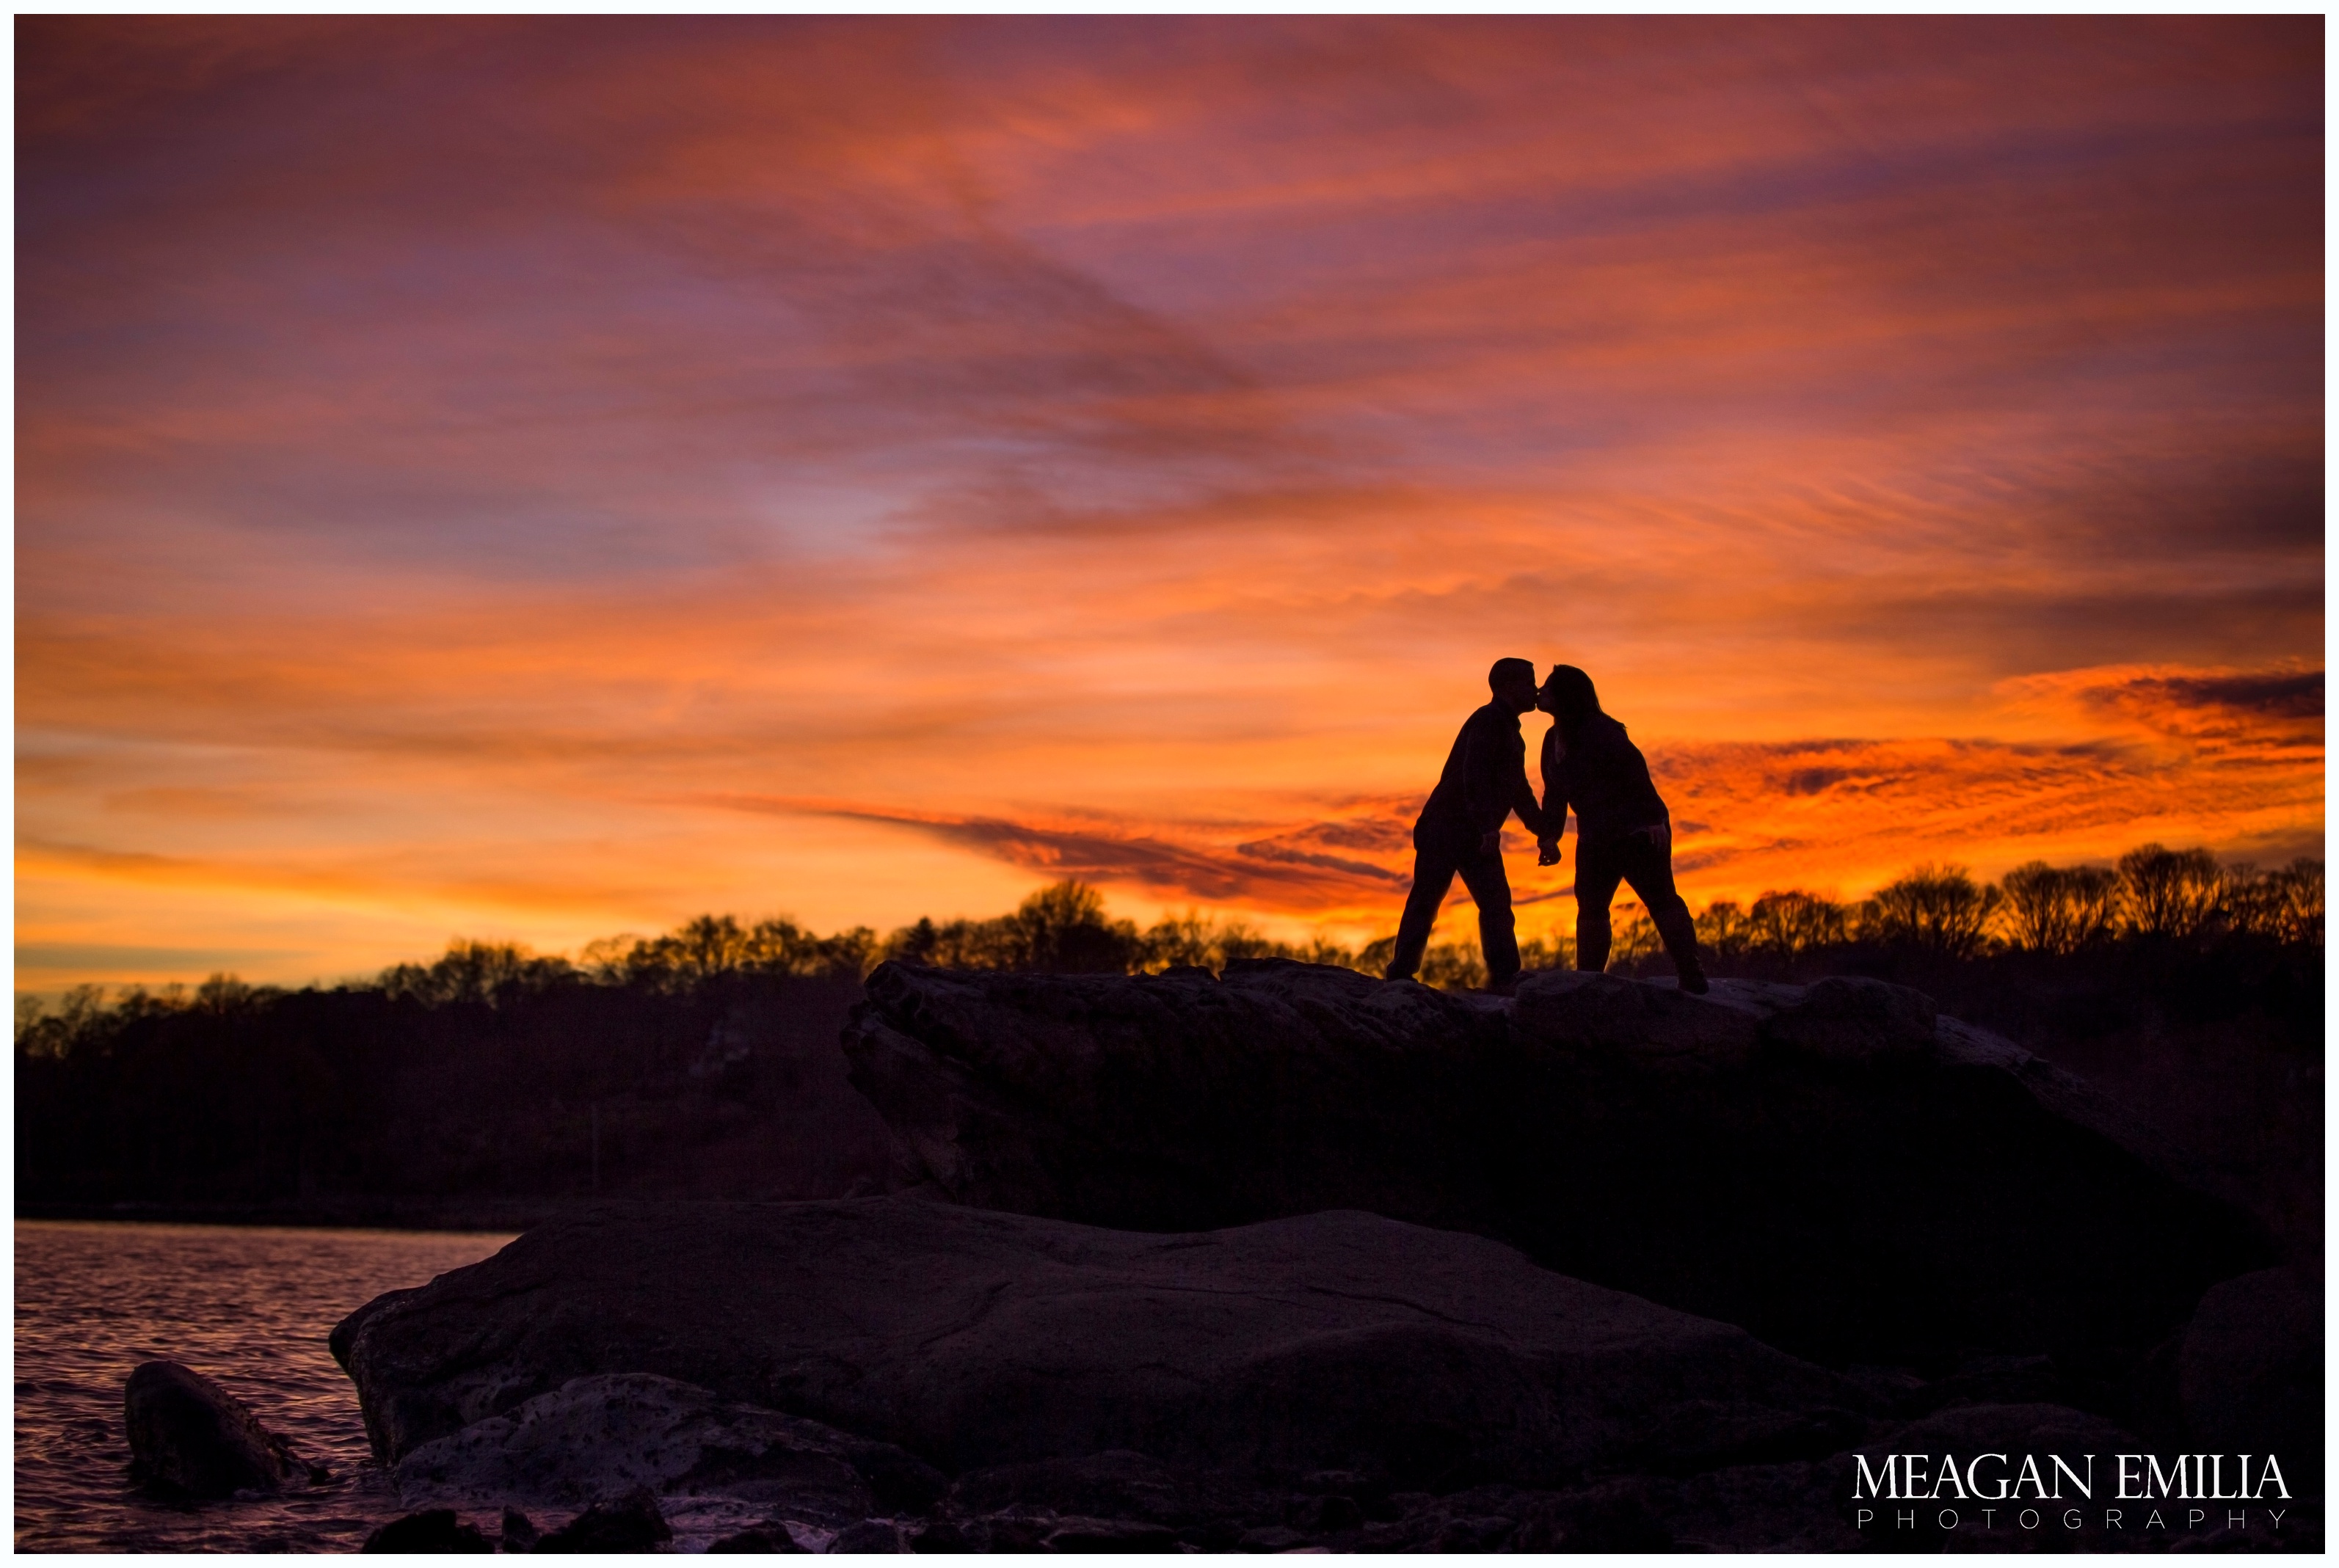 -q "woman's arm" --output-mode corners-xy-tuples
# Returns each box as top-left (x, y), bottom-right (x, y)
(1537, 729), (1568, 864)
